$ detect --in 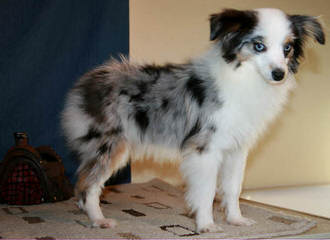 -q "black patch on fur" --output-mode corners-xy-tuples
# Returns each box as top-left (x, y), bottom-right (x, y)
(98, 143), (112, 155)
(131, 81), (149, 102)
(141, 63), (182, 76)
(135, 108), (149, 132)
(169, 85), (177, 91)
(129, 81), (151, 103)
(106, 127), (123, 136)
(119, 89), (128, 95)
(196, 145), (206, 154)
(137, 82), (148, 94)
(141, 65), (161, 80)
(161, 98), (169, 109)
(80, 127), (101, 142)
(81, 191), (86, 204)
(209, 9), (258, 62)
(208, 125), (217, 133)
(140, 64), (178, 88)
(140, 64), (183, 91)
(181, 119), (201, 148)
(288, 15), (325, 73)
(78, 69), (112, 122)
(130, 93), (144, 102)
(186, 75), (206, 106)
